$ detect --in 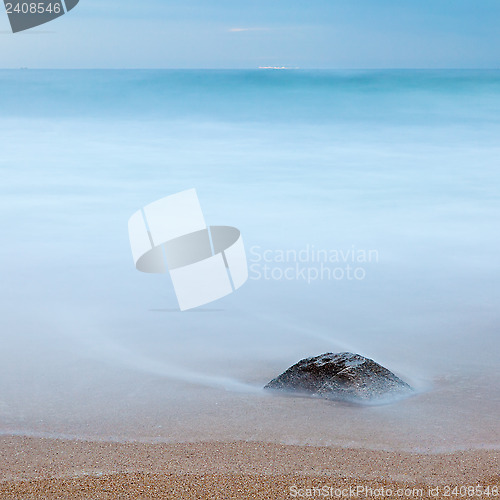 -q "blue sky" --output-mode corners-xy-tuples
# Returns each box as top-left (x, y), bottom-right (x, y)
(0, 0), (499, 68)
